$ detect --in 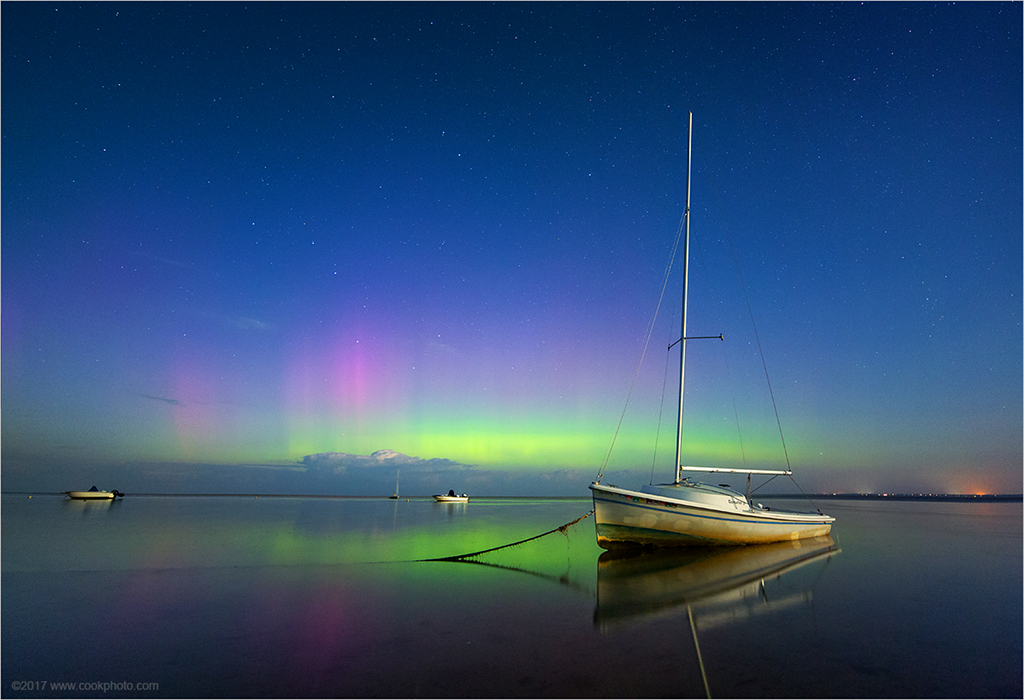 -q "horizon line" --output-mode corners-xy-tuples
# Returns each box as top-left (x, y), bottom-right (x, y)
(4, 491), (1022, 501)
